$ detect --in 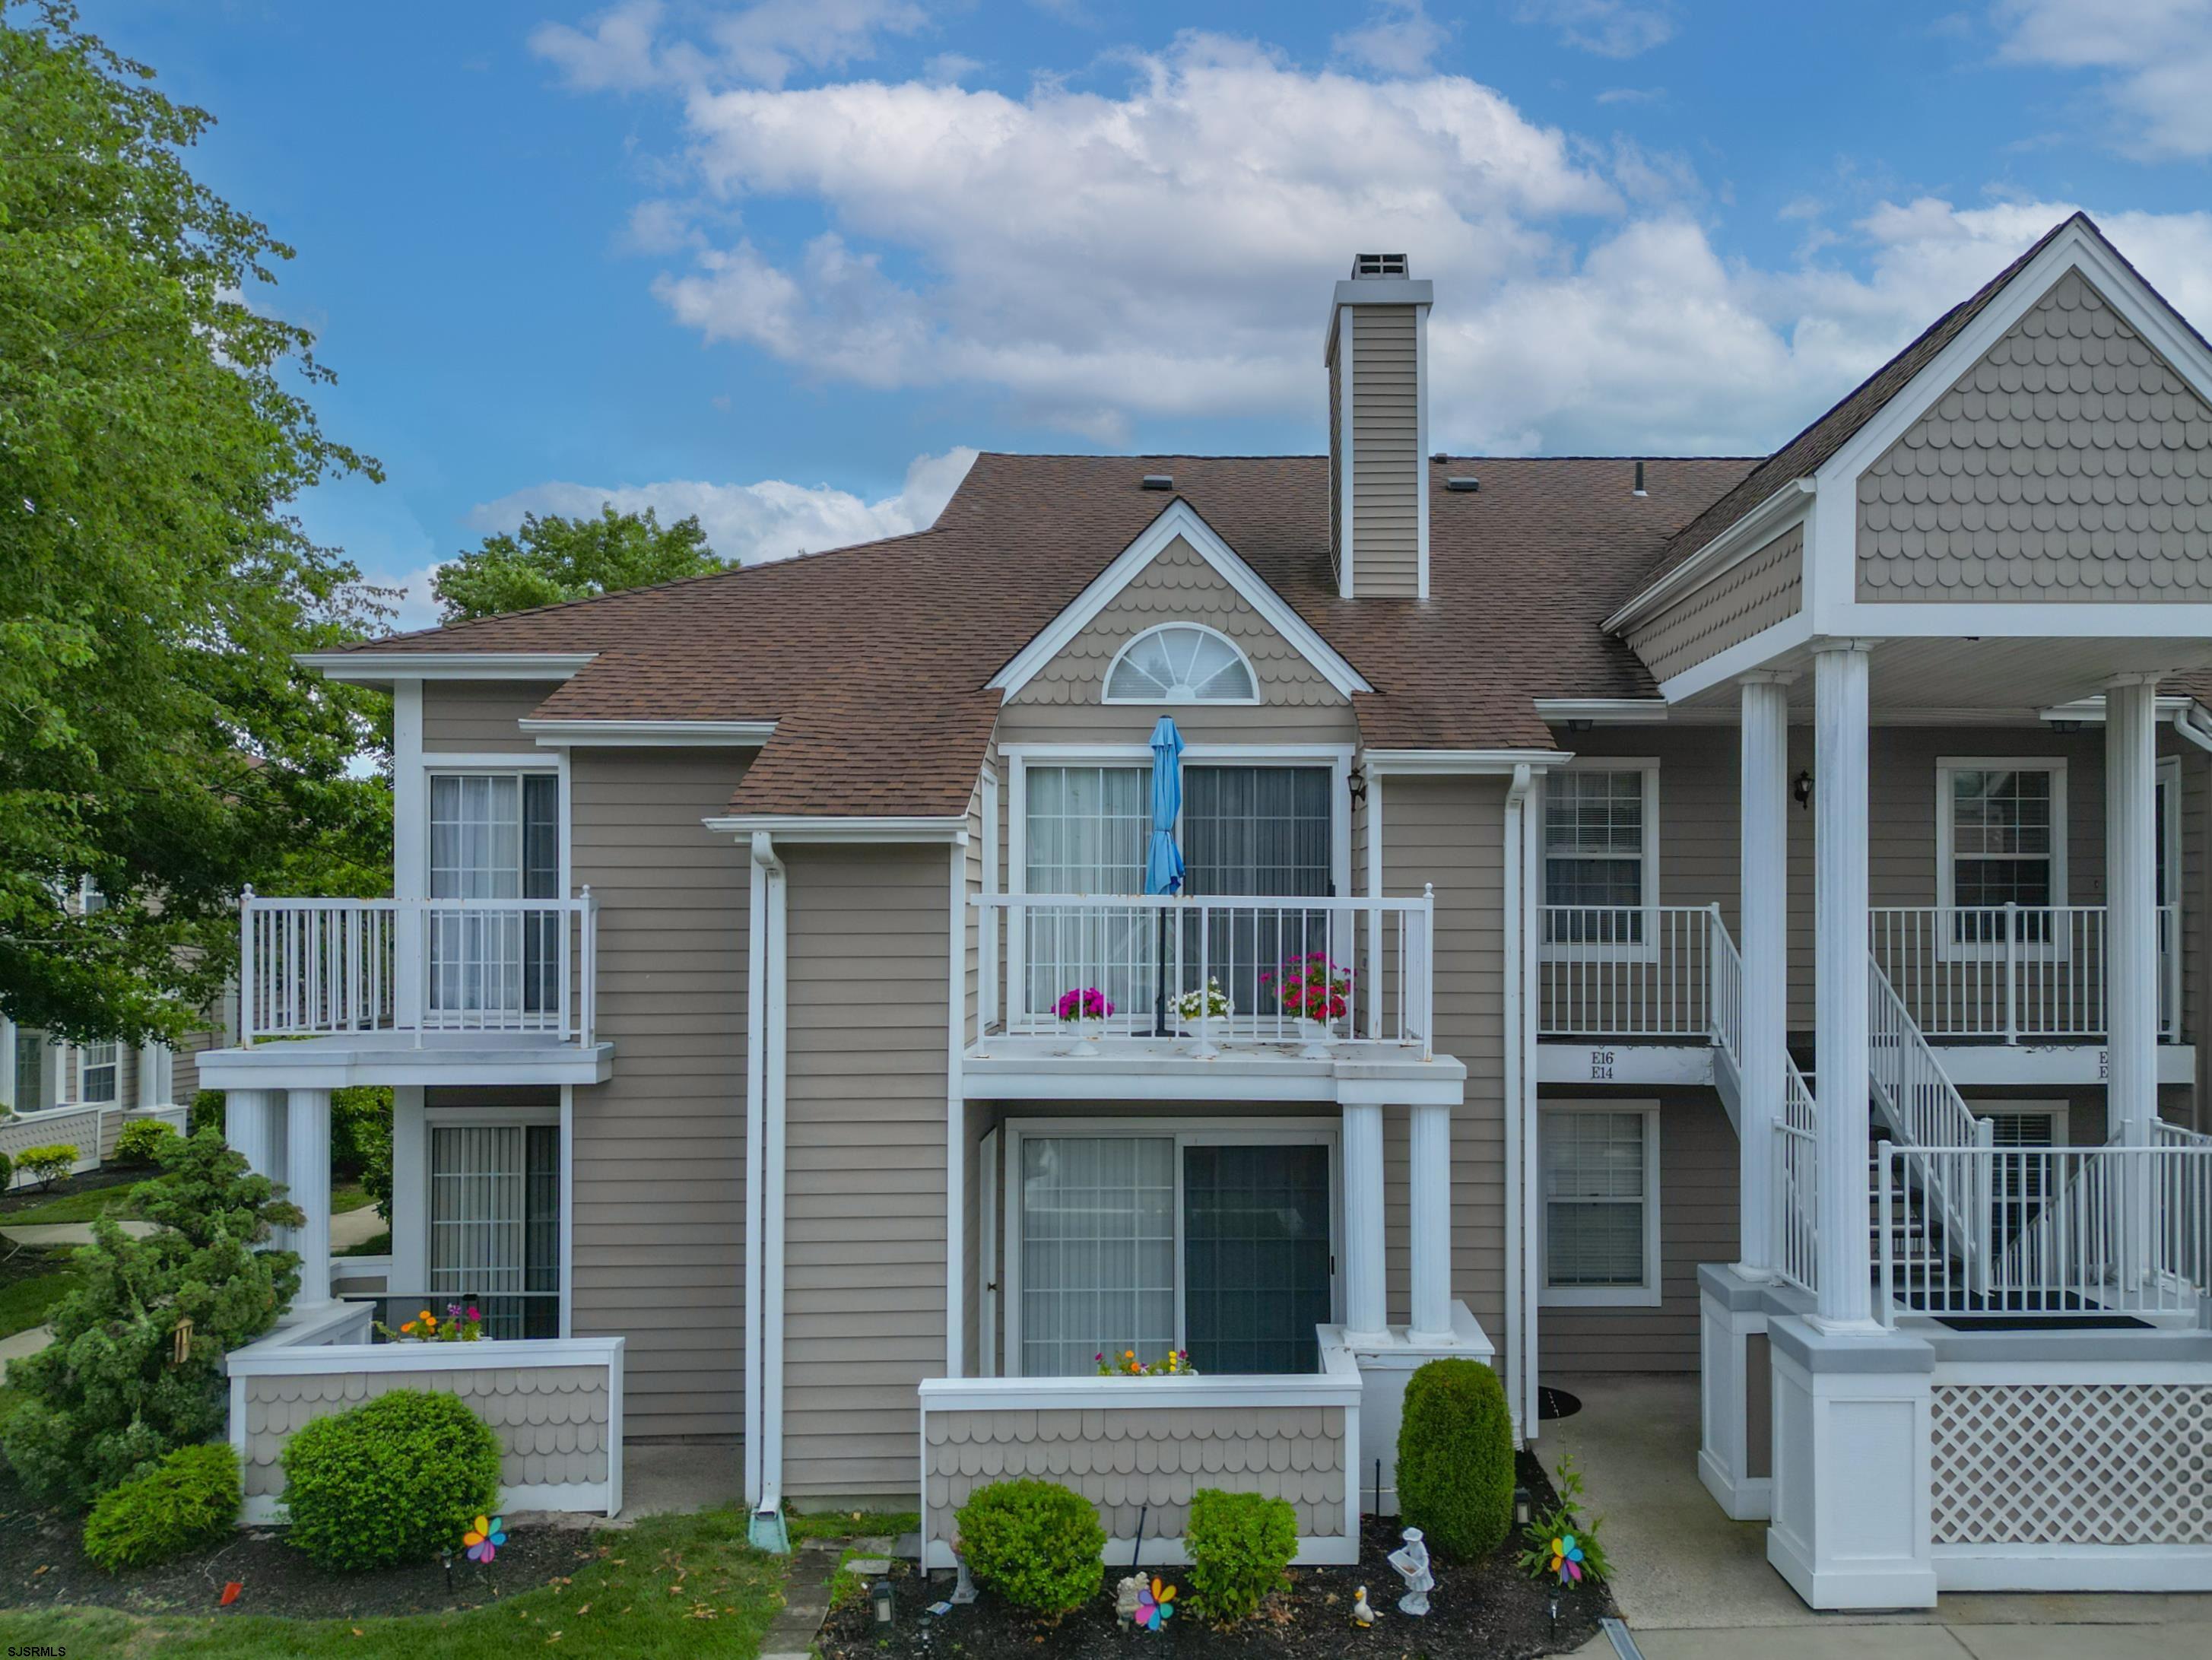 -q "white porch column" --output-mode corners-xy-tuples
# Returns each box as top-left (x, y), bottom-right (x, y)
(1812, 641), (1877, 1330)
(135, 1042), (171, 1110)
(35, 1035), (62, 1112)
(1736, 673), (1795, 1281)
(0, 1017), (14, 1113)
(1407, 1102), (1452, 1341)
(224, 1087), (281, 1179)
(1342, 1101), (1389, 1341)
(287, 1087), (333, 1307)
(2107, 675), (2160, 1151)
